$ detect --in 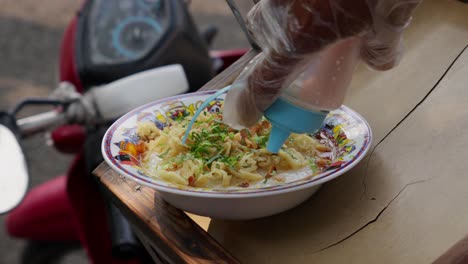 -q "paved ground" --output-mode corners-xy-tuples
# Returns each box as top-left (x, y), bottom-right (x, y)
(0, 0), (250, 263)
